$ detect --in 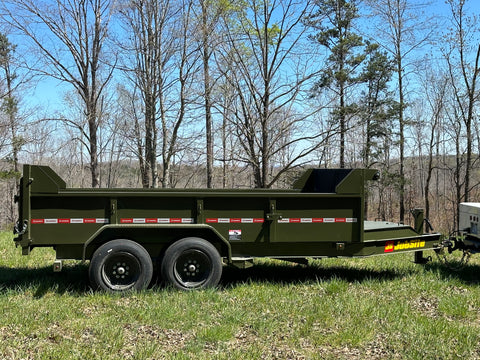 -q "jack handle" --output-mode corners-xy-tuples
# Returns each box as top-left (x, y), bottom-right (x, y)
(424, 218), (434, 232)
